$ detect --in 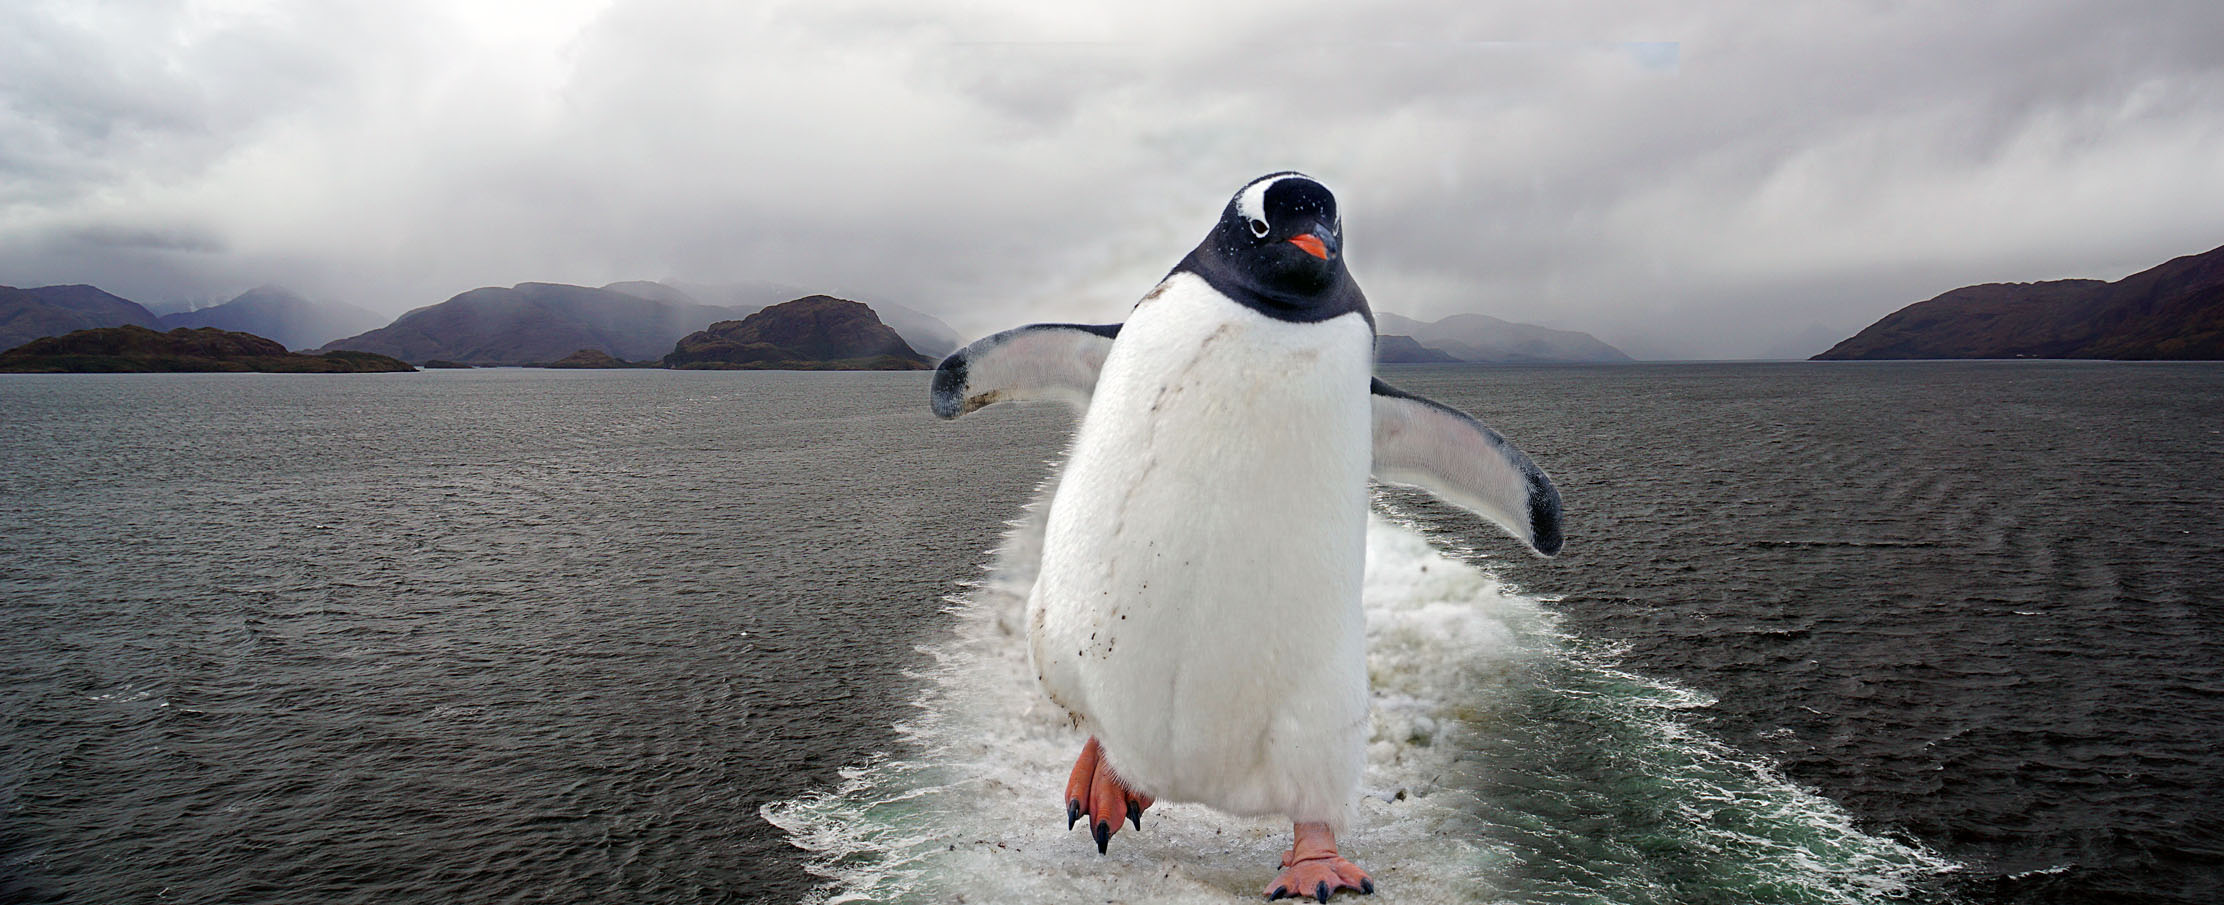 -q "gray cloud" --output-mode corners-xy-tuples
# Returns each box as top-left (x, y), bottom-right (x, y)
(66, 222), (227, 253)
(2, 0), (2220, 358)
